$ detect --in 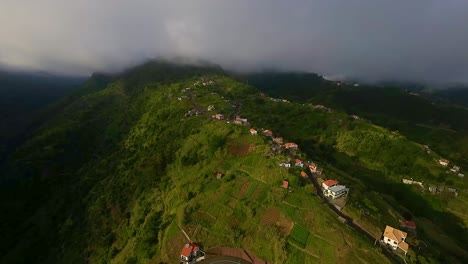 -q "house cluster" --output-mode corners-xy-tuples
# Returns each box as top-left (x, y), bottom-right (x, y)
(269, 97), (290, 103)
(185, 109), (202, 117)
(201, 80), (214, 86)
(382, 225), (409, 255)
(402, 178), (424, 188)
(321, 179), (349, 199)
(180, 243), (203, 263)
(234, 115), (249, 126)
(311, 104), (333, 113)
(278, 159), (305, 168)
(428, 185), (458, 196)
(439, 158), (464, 177)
